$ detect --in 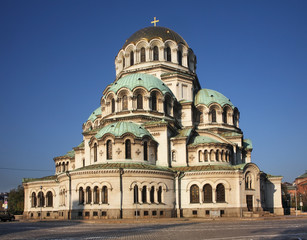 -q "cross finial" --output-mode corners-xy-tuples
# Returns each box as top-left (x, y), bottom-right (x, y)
(151, 17), (159, 27)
